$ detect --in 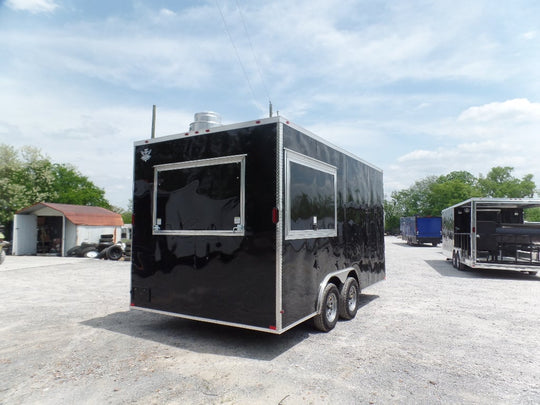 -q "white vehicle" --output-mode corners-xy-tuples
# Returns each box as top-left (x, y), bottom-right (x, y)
(442, 198), (540, 275)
